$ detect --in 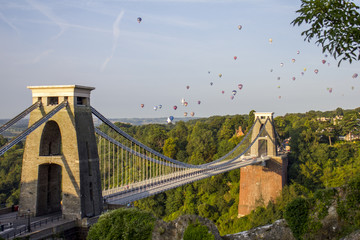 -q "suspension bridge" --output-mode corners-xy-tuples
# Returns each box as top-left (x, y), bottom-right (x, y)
(0, 85), (287, 238)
